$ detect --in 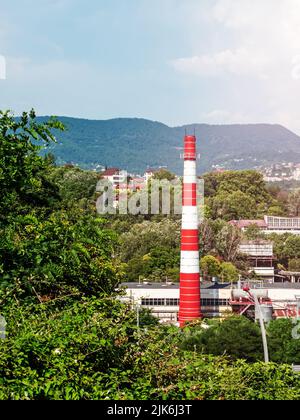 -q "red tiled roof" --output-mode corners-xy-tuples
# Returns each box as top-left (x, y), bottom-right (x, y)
(274, 309), (298, 318)
(102, 168), (120, 176)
